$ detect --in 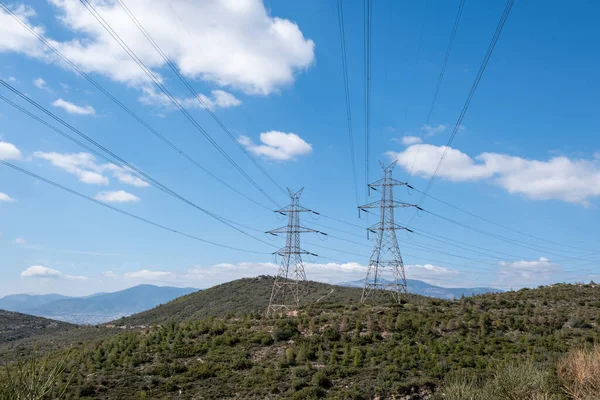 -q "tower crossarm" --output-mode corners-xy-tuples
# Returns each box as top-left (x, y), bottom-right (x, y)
(367, 222), (413, 234)
(274, 248), (318, 257)
(368, 177), (408, 187)
(267, 226), (324, 235)
(359, 200), (417, 211)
